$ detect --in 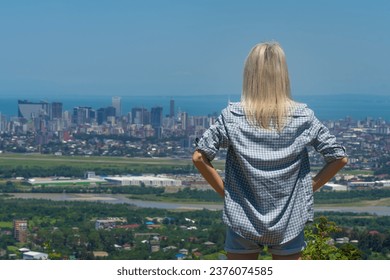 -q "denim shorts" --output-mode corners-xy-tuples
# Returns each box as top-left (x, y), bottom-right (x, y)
(225, 227), (306, 256)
